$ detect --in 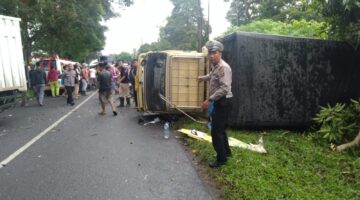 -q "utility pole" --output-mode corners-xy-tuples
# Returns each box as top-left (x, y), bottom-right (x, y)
(207, 0), (210, 41)
(197, 0), (203, 52)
